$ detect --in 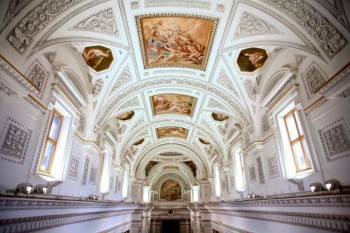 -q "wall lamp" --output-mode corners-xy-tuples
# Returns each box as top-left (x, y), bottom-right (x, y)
(6, 183), (33, 194)
(88, 194), (101, 200)
(247, 193), (260, 198)
(324, 179), (343, 191)
(309, 182), (324, 192)
(34, 184), (48, 194)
